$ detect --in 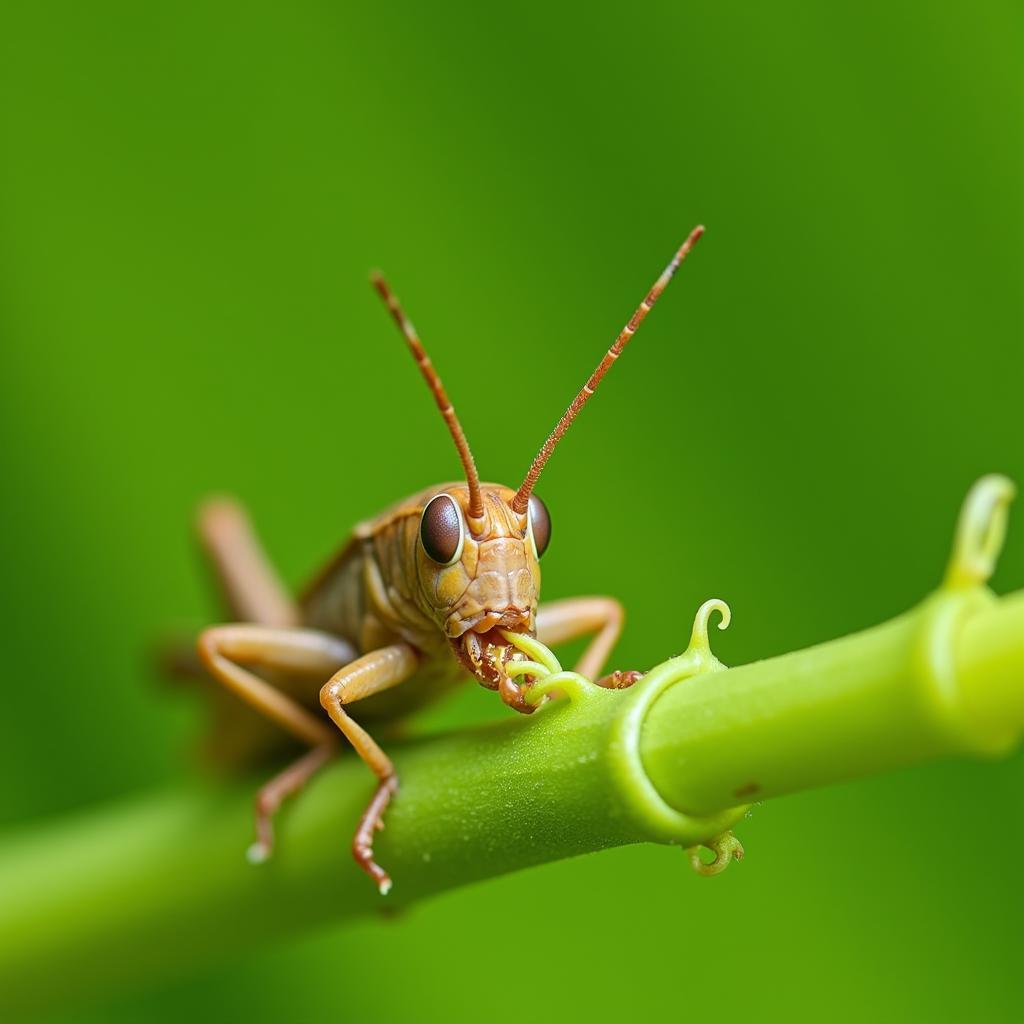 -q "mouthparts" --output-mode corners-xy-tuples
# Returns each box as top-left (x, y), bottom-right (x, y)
(452, 625), (539, 715)
(455, 626), (523, 689)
